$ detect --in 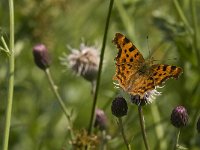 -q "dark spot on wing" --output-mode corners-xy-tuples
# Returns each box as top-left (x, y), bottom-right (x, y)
(134, 52), (139, 58)
(116, 48), (122, 60)
(130, 58), (134, 62)
(153, 72), (157, 76)
(122, 65), (125, 71)
(127, 64), (132, 69)
(124, 37), (130, 43)
(116, 75), (122, 83)
(129, 47), (136, 52)
(171, 66), (176, 70)
(121, 72), (126, 80)
(157, 65), (160, 70)
(154, 78), (159, 81)
(163, 65), (167, 71)
(147, 82), (153, 87)
(160, 76), (169, 84)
